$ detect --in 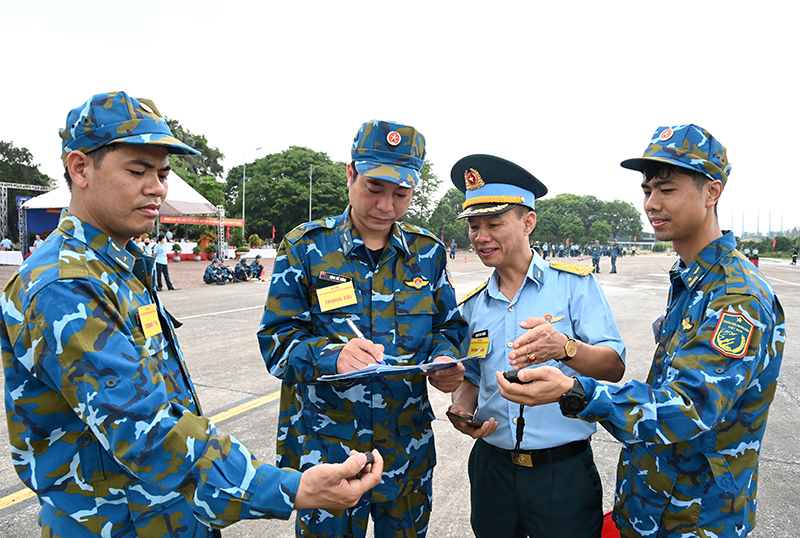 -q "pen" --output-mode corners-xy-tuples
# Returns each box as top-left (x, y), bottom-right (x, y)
(345, 317), (385, 364)
(345, 318), (365, 339)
